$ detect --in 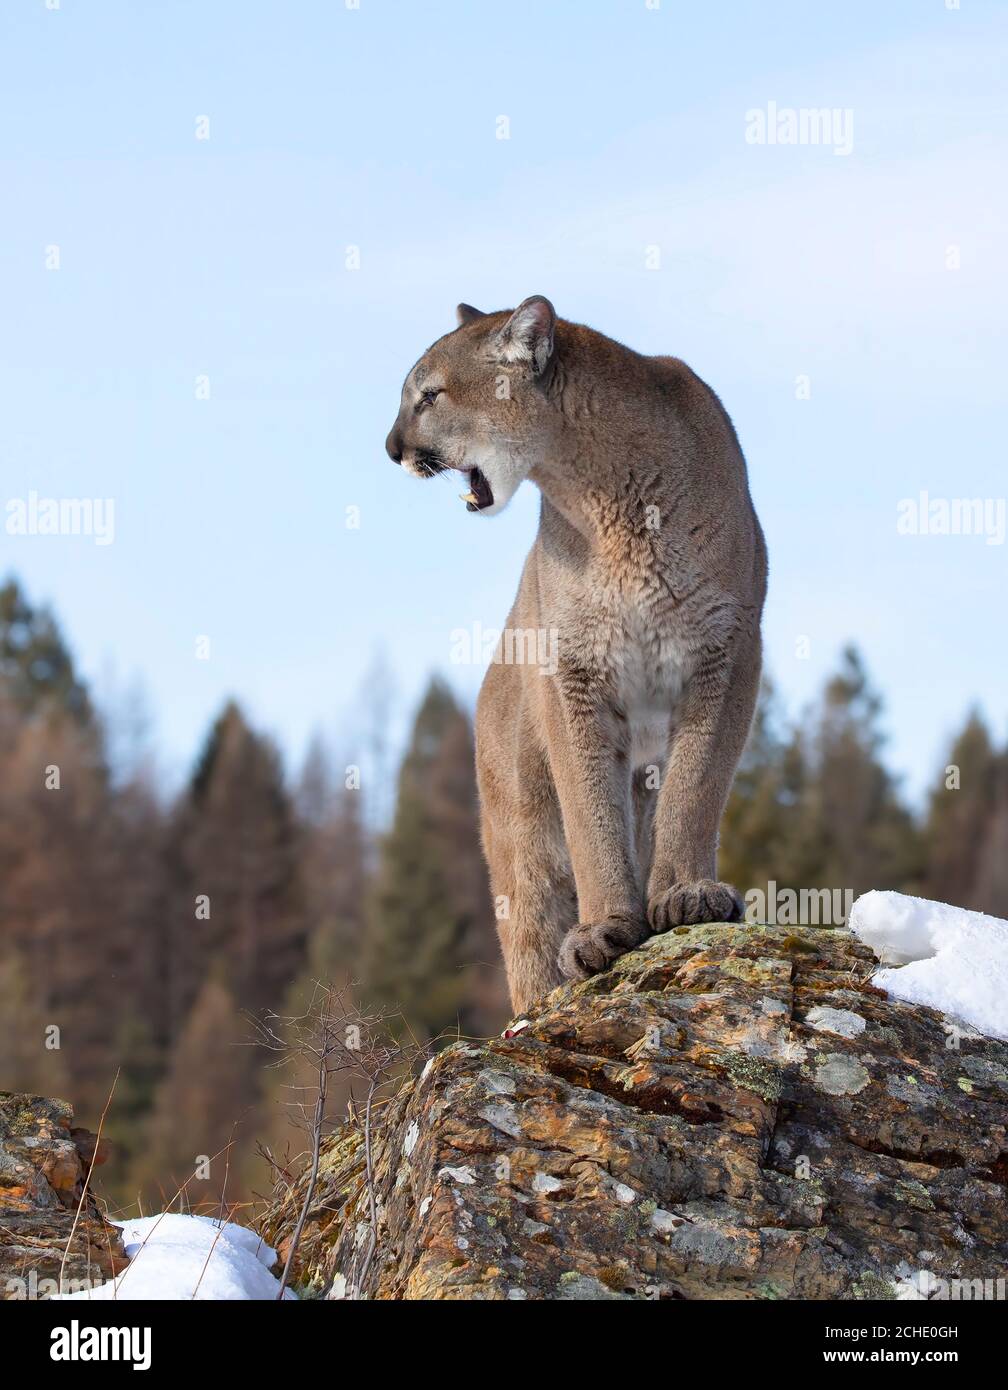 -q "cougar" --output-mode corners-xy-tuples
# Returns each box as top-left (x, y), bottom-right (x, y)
(385, 297), (767, 1015)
